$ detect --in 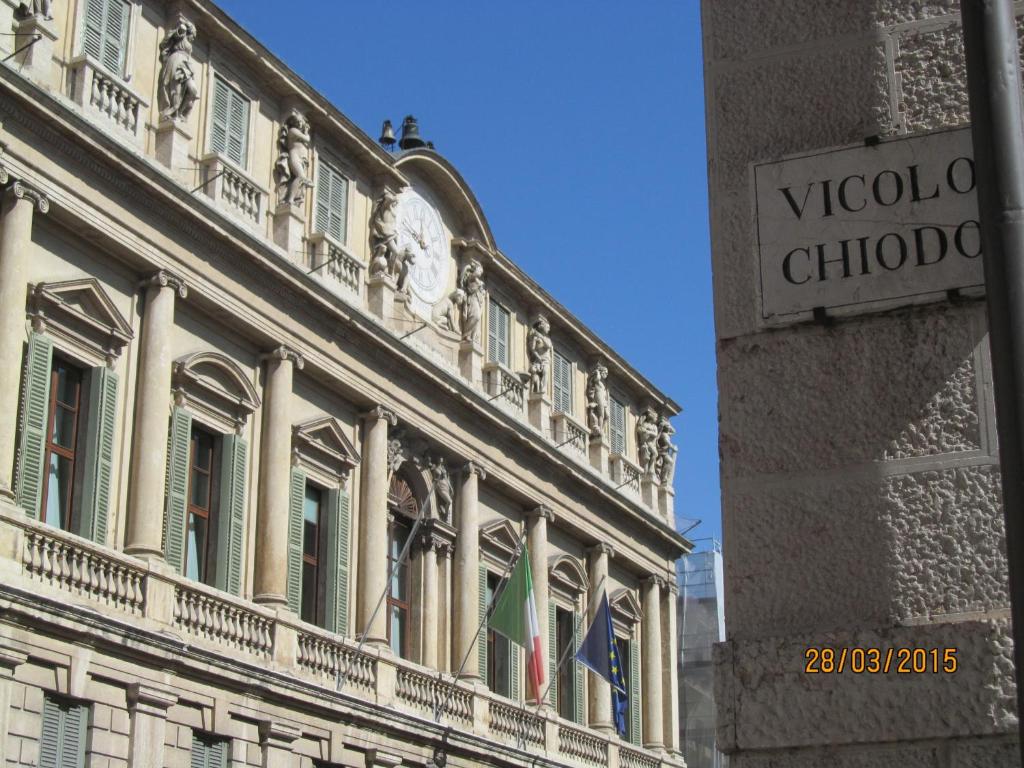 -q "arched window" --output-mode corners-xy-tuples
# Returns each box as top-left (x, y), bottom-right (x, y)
(387, 472), (419, 659)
